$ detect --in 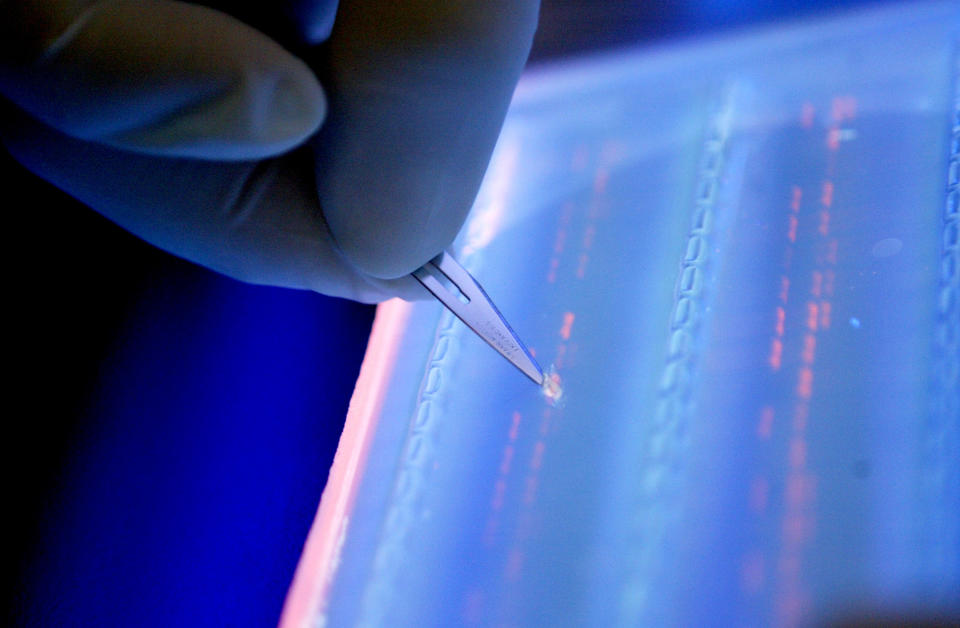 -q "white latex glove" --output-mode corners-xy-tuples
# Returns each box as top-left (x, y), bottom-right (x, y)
(0, 0), (539, 302)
